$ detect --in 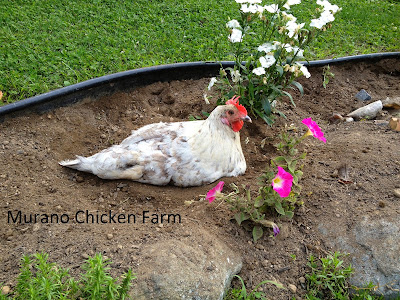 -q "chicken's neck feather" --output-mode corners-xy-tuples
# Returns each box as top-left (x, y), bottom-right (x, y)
(186, 107), (240, 154)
